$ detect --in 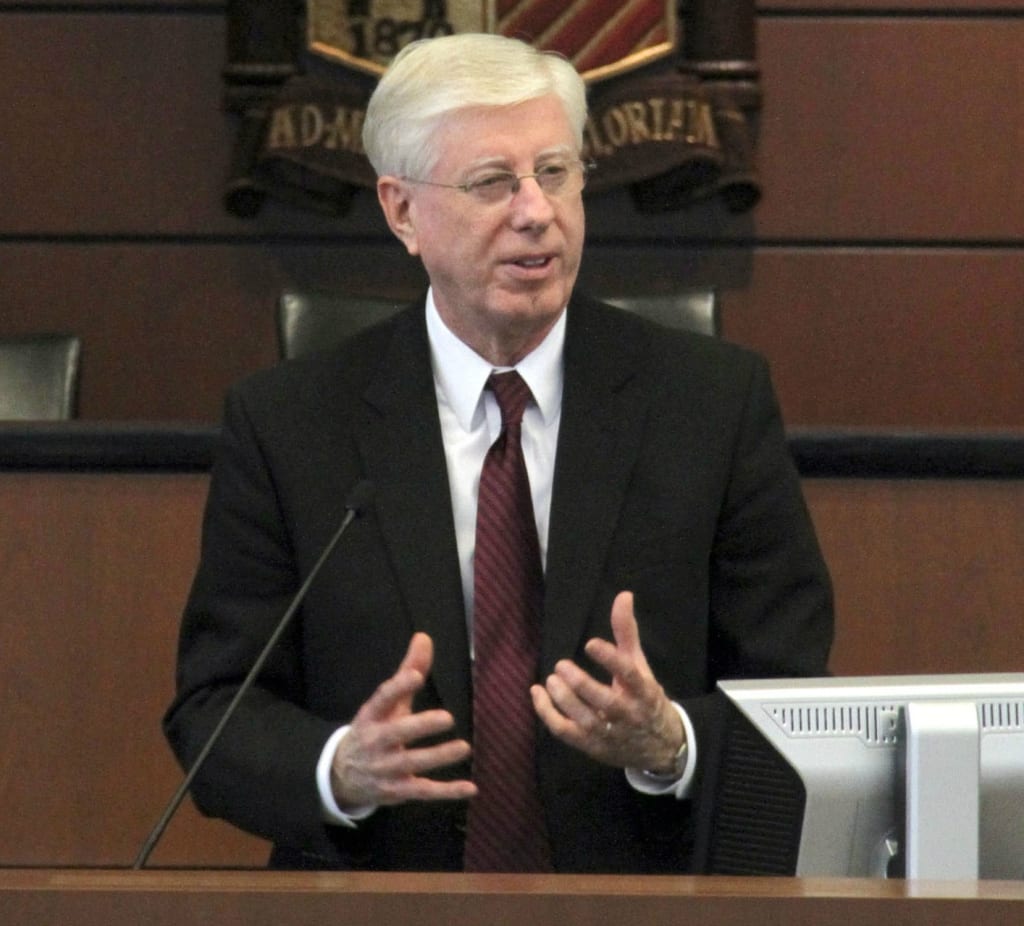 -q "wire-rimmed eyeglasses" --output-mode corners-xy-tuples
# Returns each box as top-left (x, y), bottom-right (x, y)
(403, 159), (595, 205)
